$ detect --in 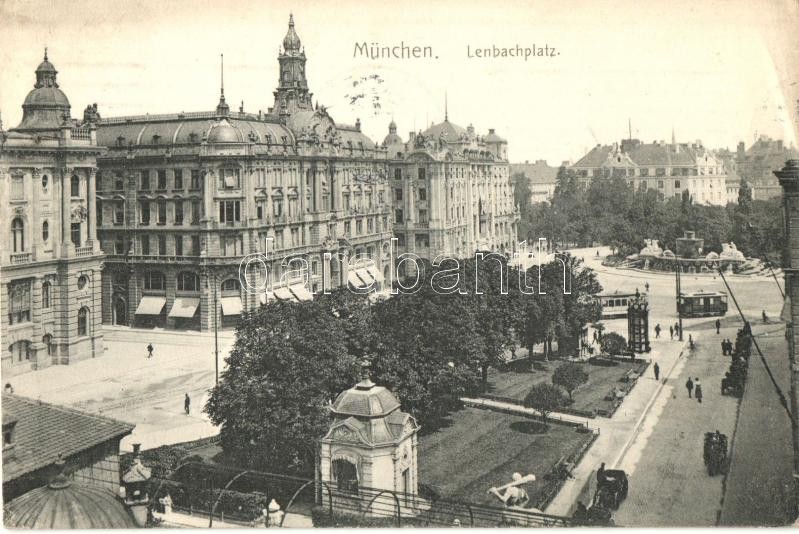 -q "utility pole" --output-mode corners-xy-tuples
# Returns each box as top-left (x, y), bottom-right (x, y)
(214, 279), (219, 386)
